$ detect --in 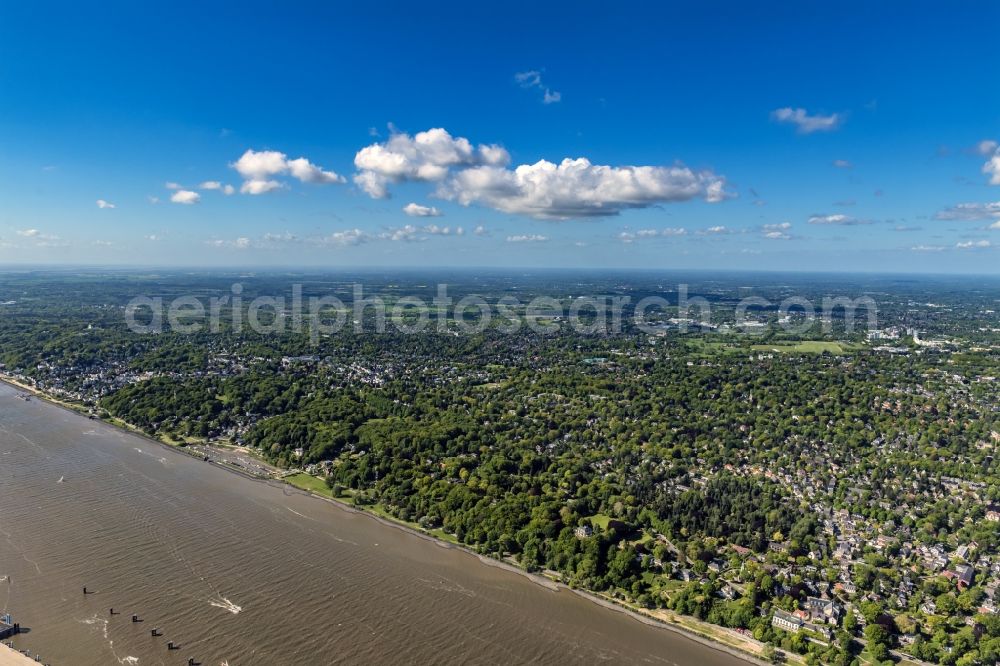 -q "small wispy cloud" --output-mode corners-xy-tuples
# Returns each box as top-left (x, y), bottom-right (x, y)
(403, 203), (443, 217)
(515, 70), (561, 104)
(771, 107), (843, 134)
(934, 201), (1000, 221)
(320, 229), (369, 246)
(761, 222), (793, 239)
(200, 181), (236, 195)
(420, 224), (462, 236)
(206, 237), (252, 250)
(975, 139), (998, 156)
(618, 227), (687, 243)
(832, 159), (852, 169)
(506, 234), (548, 243)
(808, 214), (869, 226)
(16, 229), (62, 246)
(170, 190), (201, 204)
(983, 149), (1000, 185)
(698, 225), (730, 235)
(96, 199), (116, 209)
(213, 224), (469, 250)
(956, 239), (992, 250)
